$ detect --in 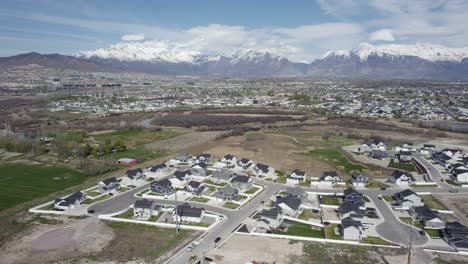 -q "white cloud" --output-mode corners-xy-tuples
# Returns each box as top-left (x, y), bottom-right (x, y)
(121, 34), (145, 41)
(369, 29), (394, 41)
